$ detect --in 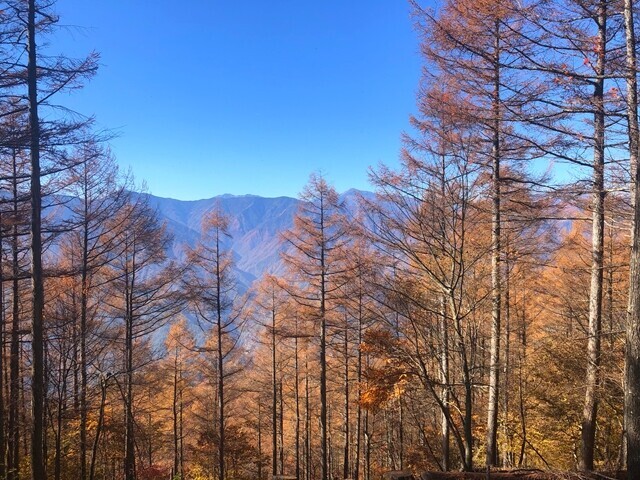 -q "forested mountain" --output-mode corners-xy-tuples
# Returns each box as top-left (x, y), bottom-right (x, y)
(139, 189), (368, 288)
